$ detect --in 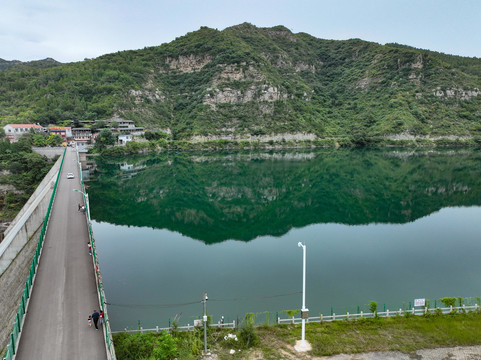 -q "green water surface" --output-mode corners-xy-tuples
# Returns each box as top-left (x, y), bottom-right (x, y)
(88, 148), (481, 330)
